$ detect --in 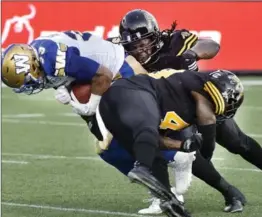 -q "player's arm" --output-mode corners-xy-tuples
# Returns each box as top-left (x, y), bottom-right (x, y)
(67, 59), (113, 116)
(184, 38), (220, 60)
(175, 30), (220, 60)
(174, 30), (219, 71)
(191, 91), (216, 161)
(62, 46), (113, 85)
(160, 135), (202, 152)
(42, 41), (113, 114)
